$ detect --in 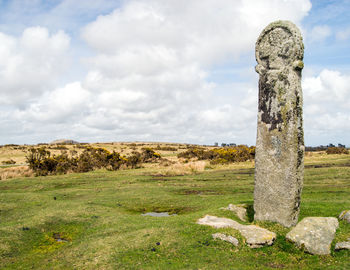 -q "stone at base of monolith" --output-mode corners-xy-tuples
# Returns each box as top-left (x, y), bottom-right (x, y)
(339, 210), (350, 223)
(254, 20), (305, 227)
(335, 241), (350, 251)
(197, 215), (275, 248)
(221, 204), (247, 222)
(286, 217), (339, 255)
(212, 233), (239, 246)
